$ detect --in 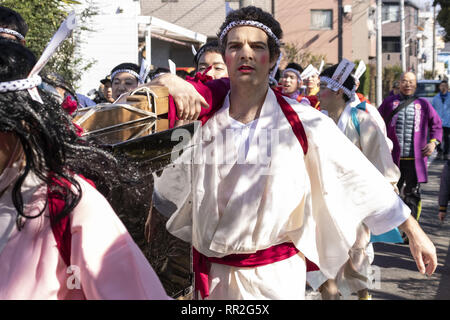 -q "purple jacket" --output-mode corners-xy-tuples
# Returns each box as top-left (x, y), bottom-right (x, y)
(378, 94), (442, 183)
